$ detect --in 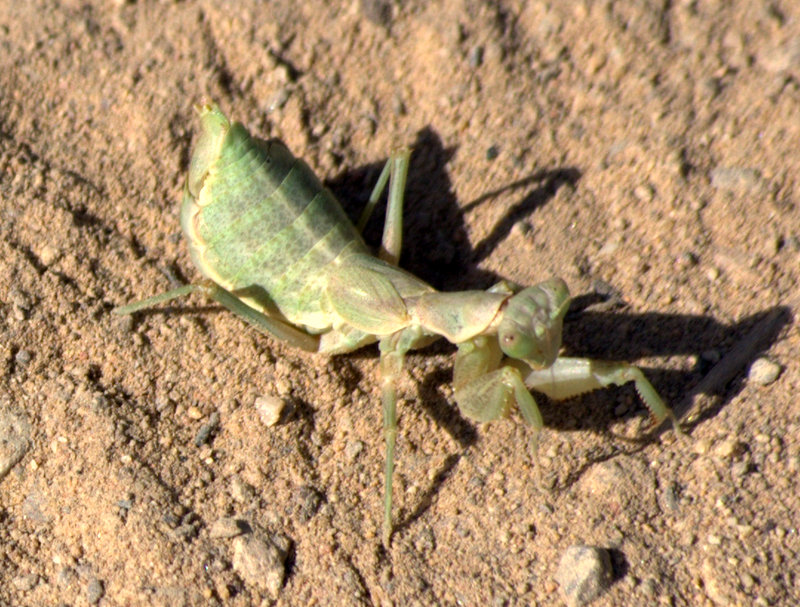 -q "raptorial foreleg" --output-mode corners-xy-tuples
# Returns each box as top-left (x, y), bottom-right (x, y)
(520, 357), (683, 434)
(453, 336), (545, 454)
